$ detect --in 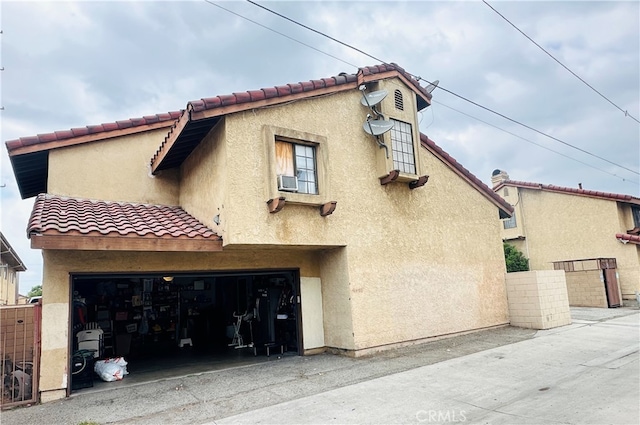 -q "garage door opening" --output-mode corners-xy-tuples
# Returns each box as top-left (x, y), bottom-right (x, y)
(70, 270), (301, 392)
